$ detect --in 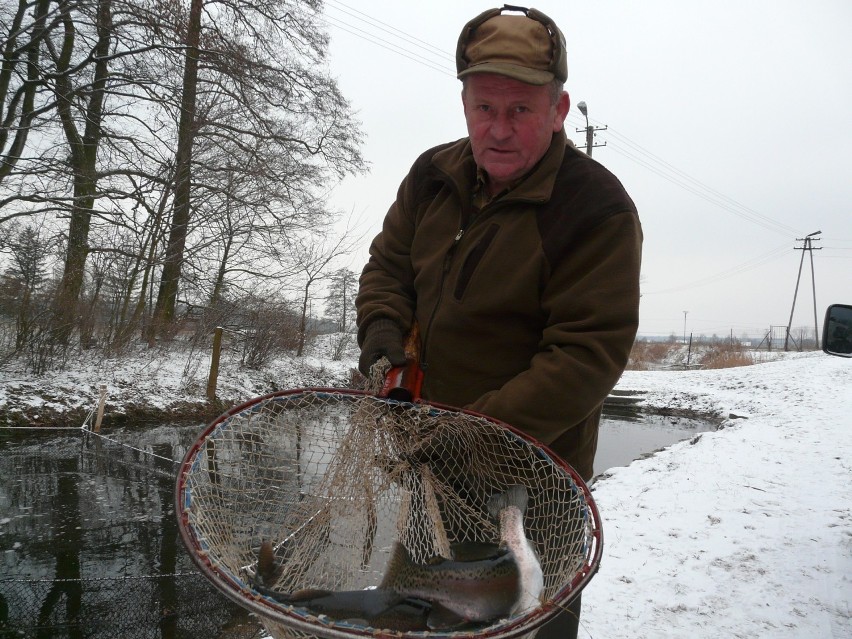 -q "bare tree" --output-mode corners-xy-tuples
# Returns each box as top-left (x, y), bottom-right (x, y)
(0, 0), (367, 362)
(148, 0), (203, 340)
(44, 0), (116, 342)
(325, 268), (358, 332)
(185, 149), (317, 309)
(0, 0), (55, 188)
(148, 0), (367, 340)
(0, 0), (174, 343)
(287, 226), (361, 357)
